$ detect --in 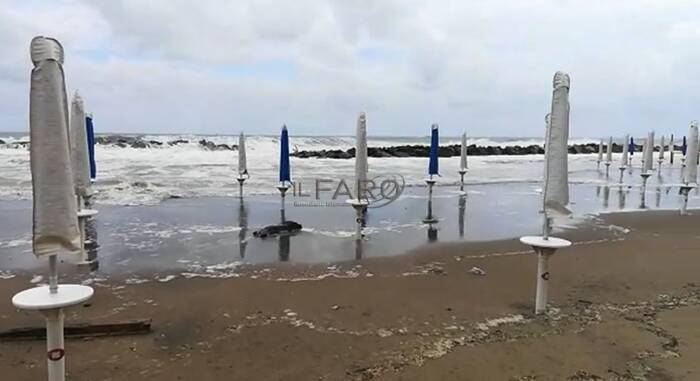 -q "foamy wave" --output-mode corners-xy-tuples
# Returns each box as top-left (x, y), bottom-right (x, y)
(0, 134), (632, 206)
